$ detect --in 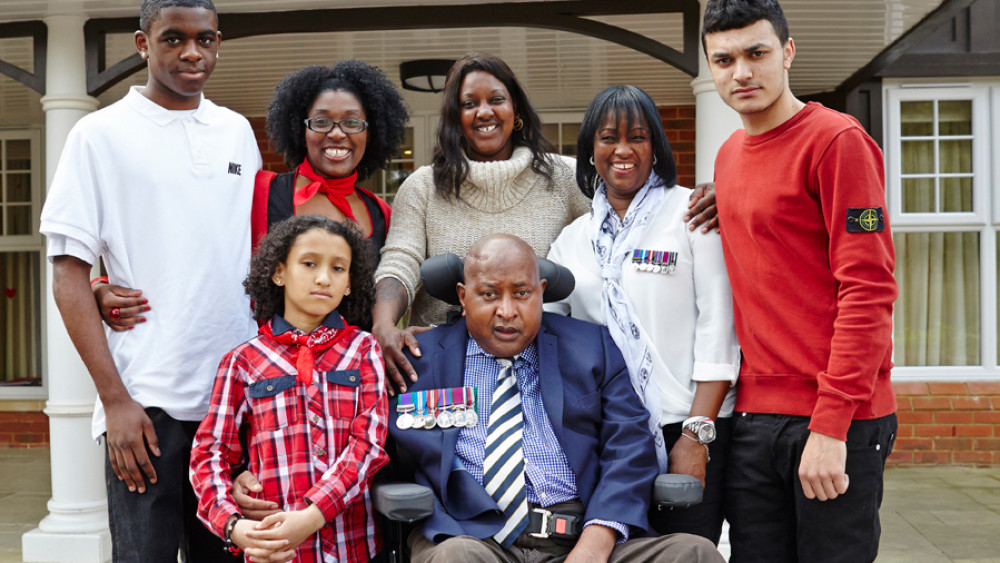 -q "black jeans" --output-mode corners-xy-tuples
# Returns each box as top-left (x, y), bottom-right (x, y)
(724, 412), (897, 563)
(648, 416), (731, 545)
(104, 407), (242, 563)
